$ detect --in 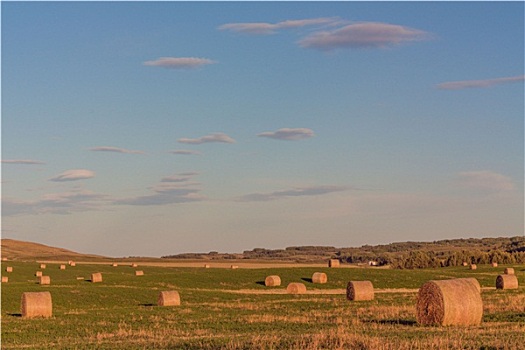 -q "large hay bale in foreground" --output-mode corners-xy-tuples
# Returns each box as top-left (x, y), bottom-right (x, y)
(21, 292), (52, 318)
(416, 279), (483, 326)
(91, 273), (102, 283)
(455, 278), (481, 293)
(496, 274), (518, 290)
(312, 272), (327, 284)
(286, 283), (307, 294)
(329, 259), (340, 268)
(504, 268), (515, 275)
(6, 267), (13, 272)
(39, 276), (50, 285)
(40, 264), (46, 269)
(264, 275), (281, 287)
(135, 270), (144, 276)
(2, 276), (8, 283)
(158, 291), (180, 306)
(346, 281), (374, 301)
